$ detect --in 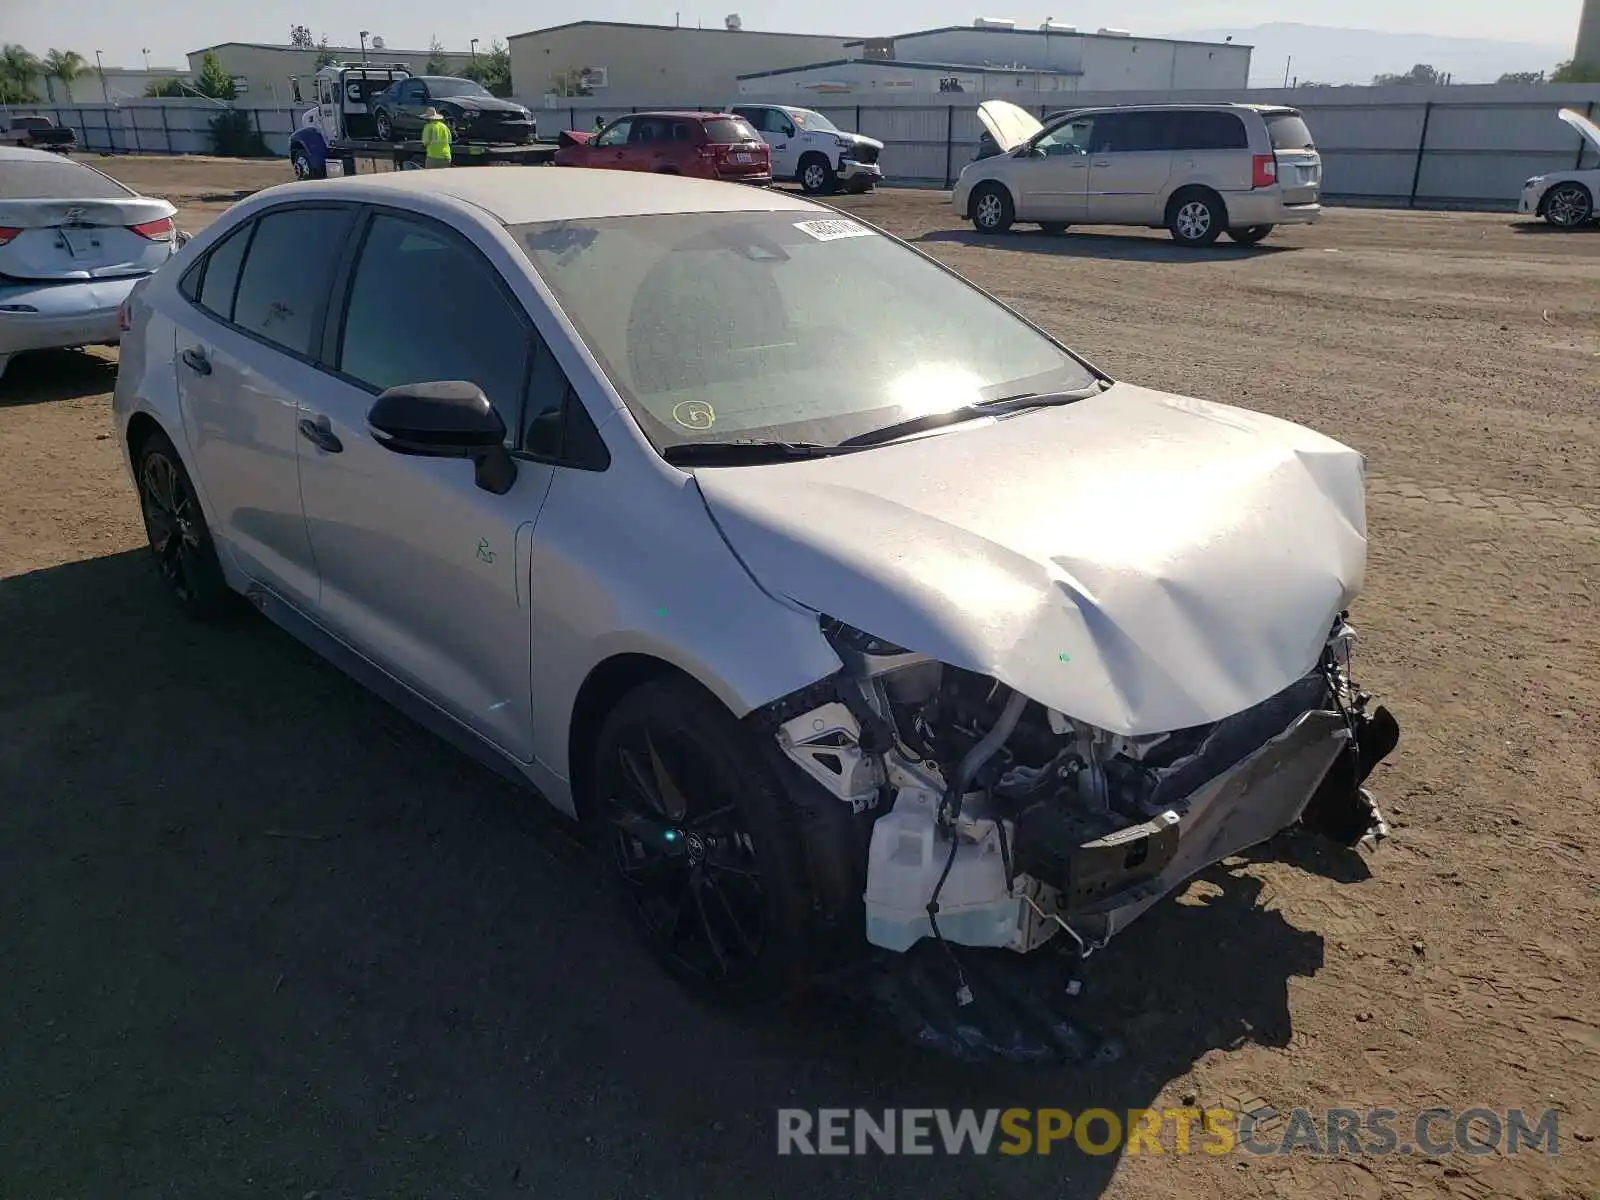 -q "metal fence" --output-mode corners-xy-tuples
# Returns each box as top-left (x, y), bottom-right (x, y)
(8, 82), (1600, 210)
